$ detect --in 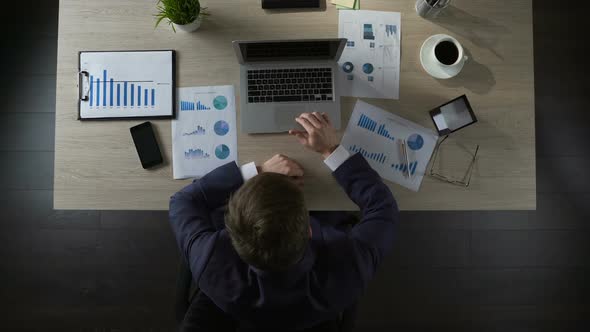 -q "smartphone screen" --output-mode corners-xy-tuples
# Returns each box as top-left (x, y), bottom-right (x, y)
(130, 122), (163, 169)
